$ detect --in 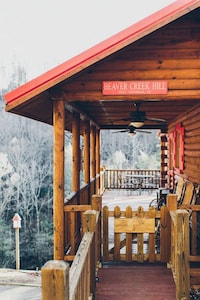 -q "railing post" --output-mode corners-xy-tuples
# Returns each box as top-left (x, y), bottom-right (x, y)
(167, 194), (178, 211)
(164, 194), (177, 263)
(91, 194), (102, 211)
(83, 210), (97, 233)
(175, 209), (190, 300)
(91, 194), (102, 262)
(42, 260), (69, 300)
(83, 210), (98, 297)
